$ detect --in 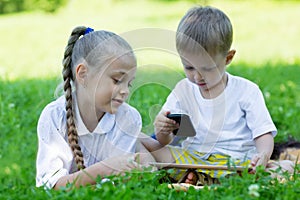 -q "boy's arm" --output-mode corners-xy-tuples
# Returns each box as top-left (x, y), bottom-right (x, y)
(135, 135), (157, 164)
(251, 132), (274, 168)
(139, 132), (165, 152)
